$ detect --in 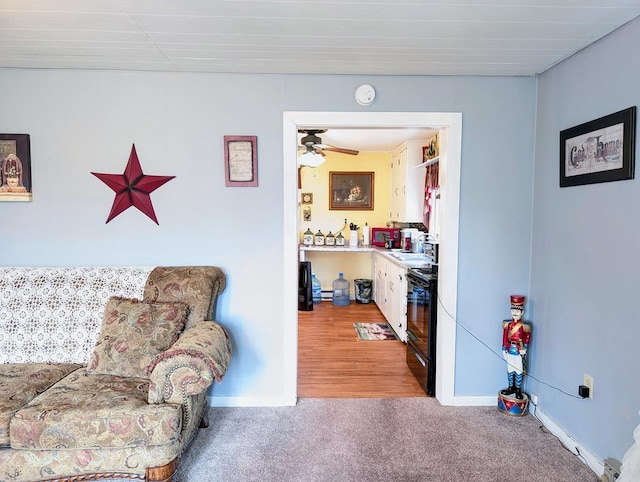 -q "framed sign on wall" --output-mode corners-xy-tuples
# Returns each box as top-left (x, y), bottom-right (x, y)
(560, 107), (636, 187)
(224, 135), (258, 187)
